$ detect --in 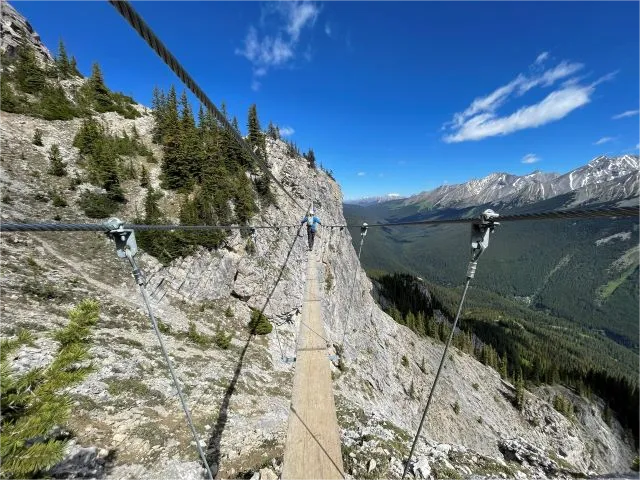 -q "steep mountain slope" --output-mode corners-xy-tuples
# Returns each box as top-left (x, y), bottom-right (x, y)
(2, 110), (636, 477)
(0, 2), (636, 479)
